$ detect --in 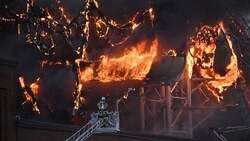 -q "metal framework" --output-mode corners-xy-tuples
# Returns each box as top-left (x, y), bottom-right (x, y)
(209, 126), (250, 141)
(224, 0), (250, 82)
(137, 2), (250, 138)
(138, 71), (219, 138)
